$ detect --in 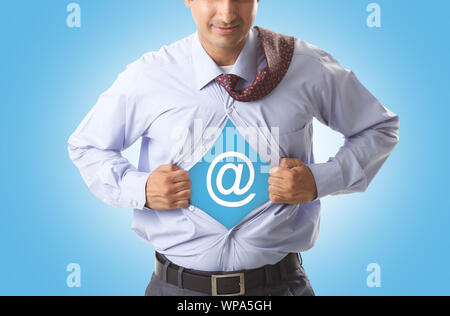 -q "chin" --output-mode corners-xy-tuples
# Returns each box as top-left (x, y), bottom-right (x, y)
(214, 38), (241, 49)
